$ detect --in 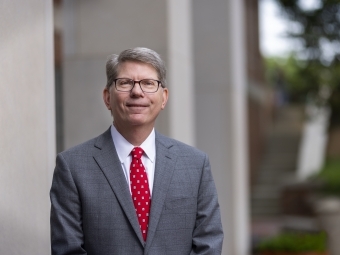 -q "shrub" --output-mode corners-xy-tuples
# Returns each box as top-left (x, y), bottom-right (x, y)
(255, 232), (327, 253)
(316, 159), (340, 196)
